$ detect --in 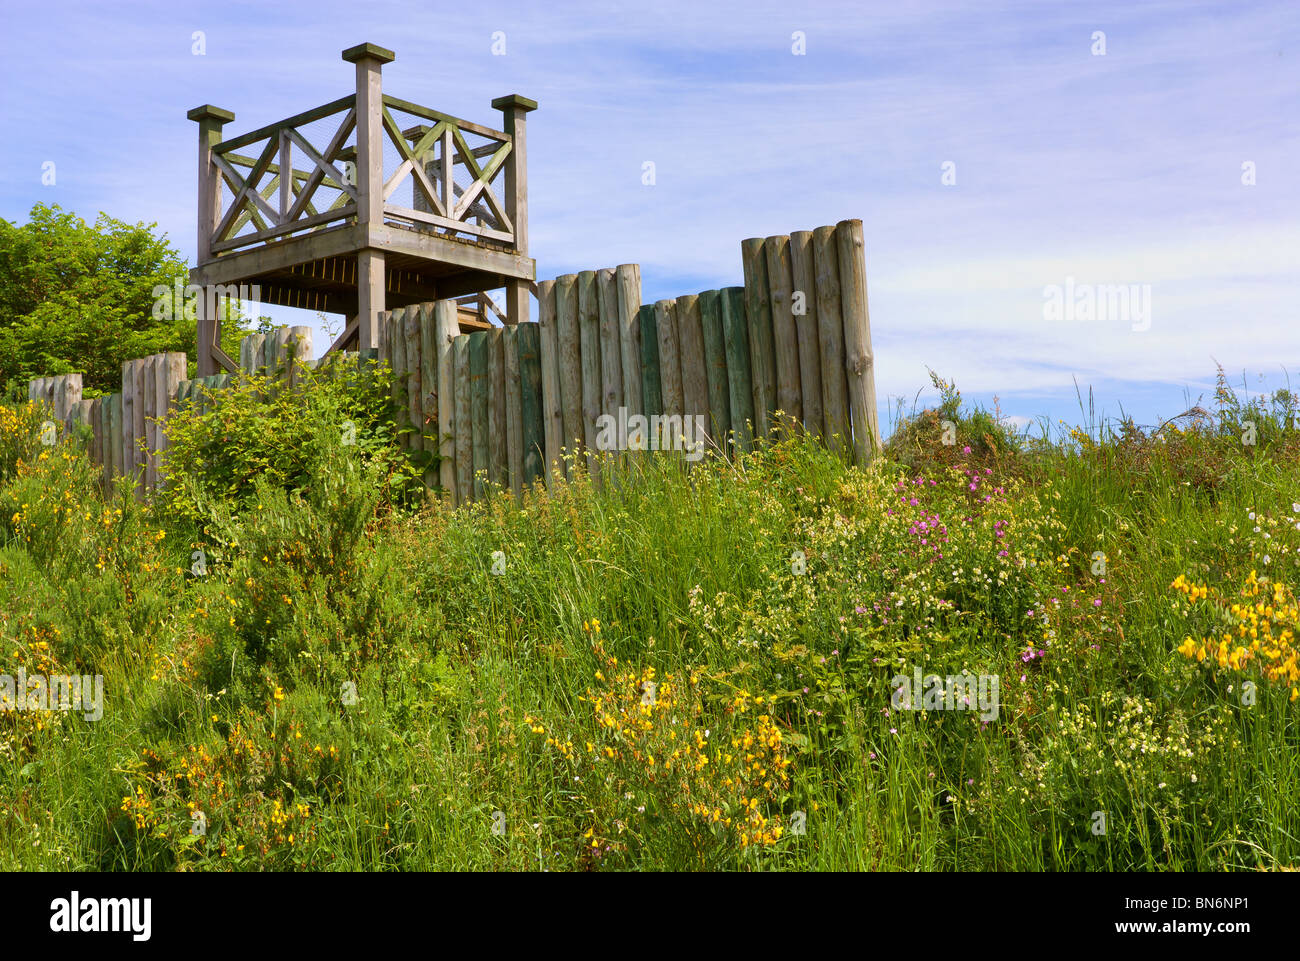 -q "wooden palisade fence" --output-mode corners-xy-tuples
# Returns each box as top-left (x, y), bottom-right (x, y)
(30, 219), (880, 507)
